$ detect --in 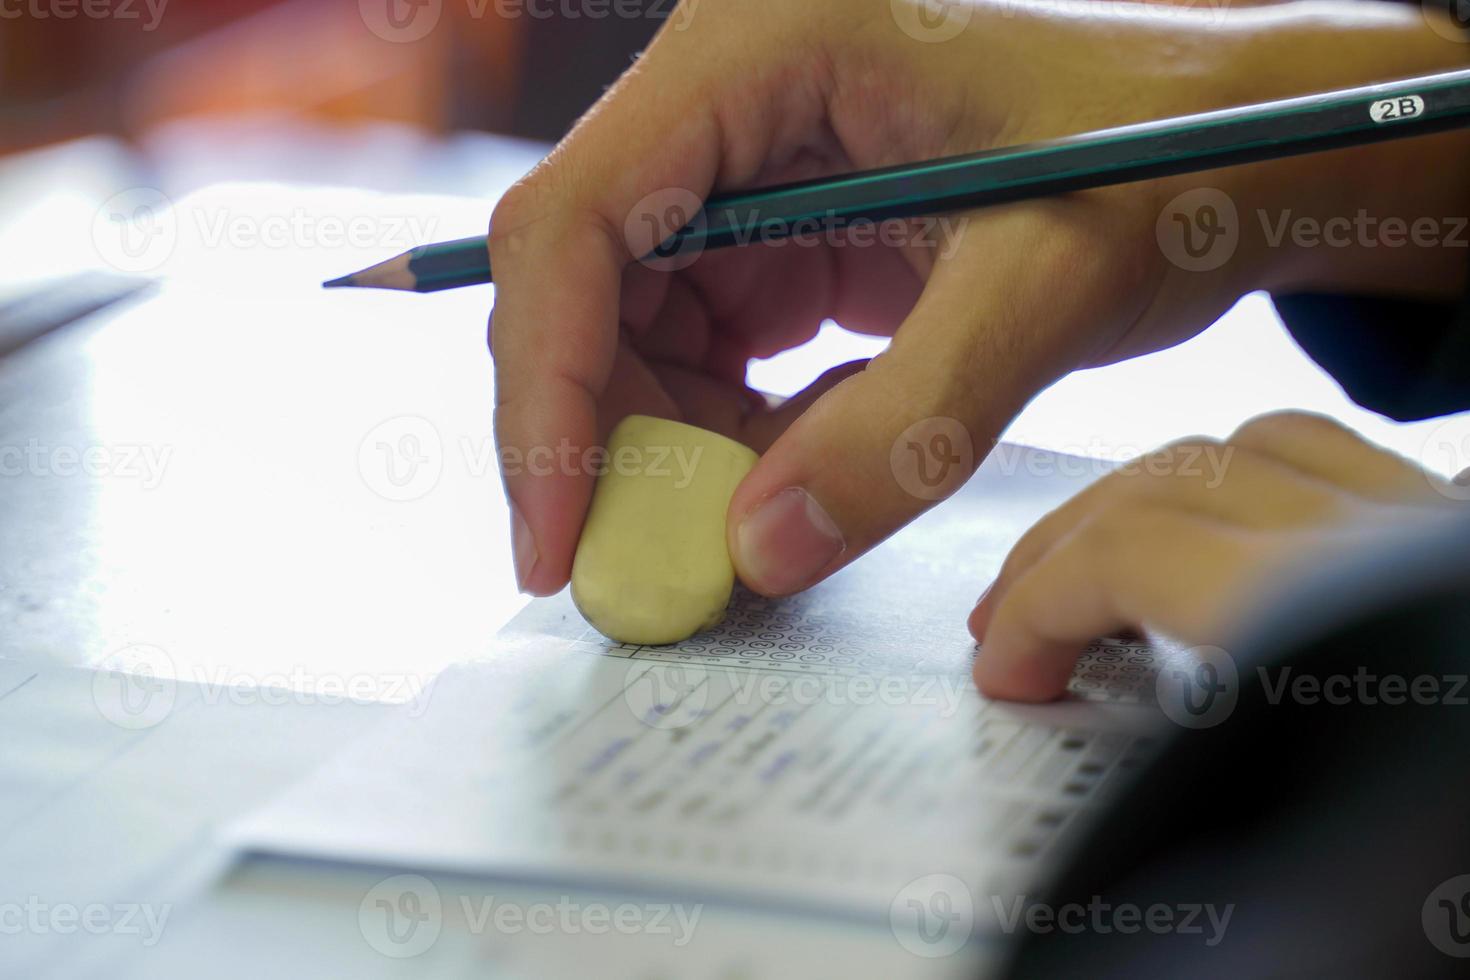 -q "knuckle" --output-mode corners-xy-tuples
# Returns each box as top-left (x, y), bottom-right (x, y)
(1158, 435), (1225, 455)
(1230, 410), (1343, 448)
(489, 179), (546, 248)
(1106, 437), (1237, 501)
(491, 158), (614, 261)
